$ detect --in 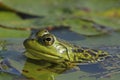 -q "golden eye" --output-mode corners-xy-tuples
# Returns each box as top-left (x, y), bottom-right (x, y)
(38, 34), (54, 46)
